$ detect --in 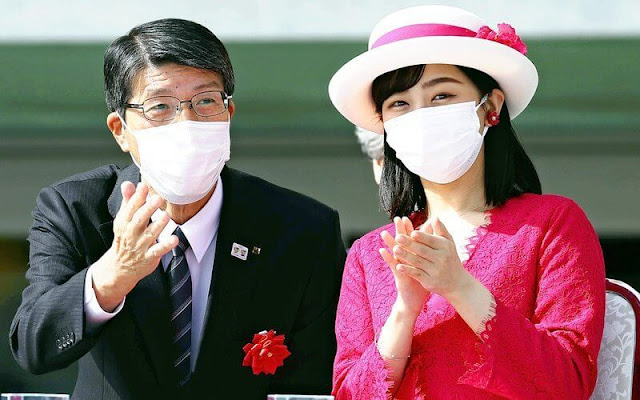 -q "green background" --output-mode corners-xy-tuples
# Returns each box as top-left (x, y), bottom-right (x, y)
(2, 38), (639, 141)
